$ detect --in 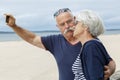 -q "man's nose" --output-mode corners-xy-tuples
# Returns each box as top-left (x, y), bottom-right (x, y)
(64, 23), (70, 28)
